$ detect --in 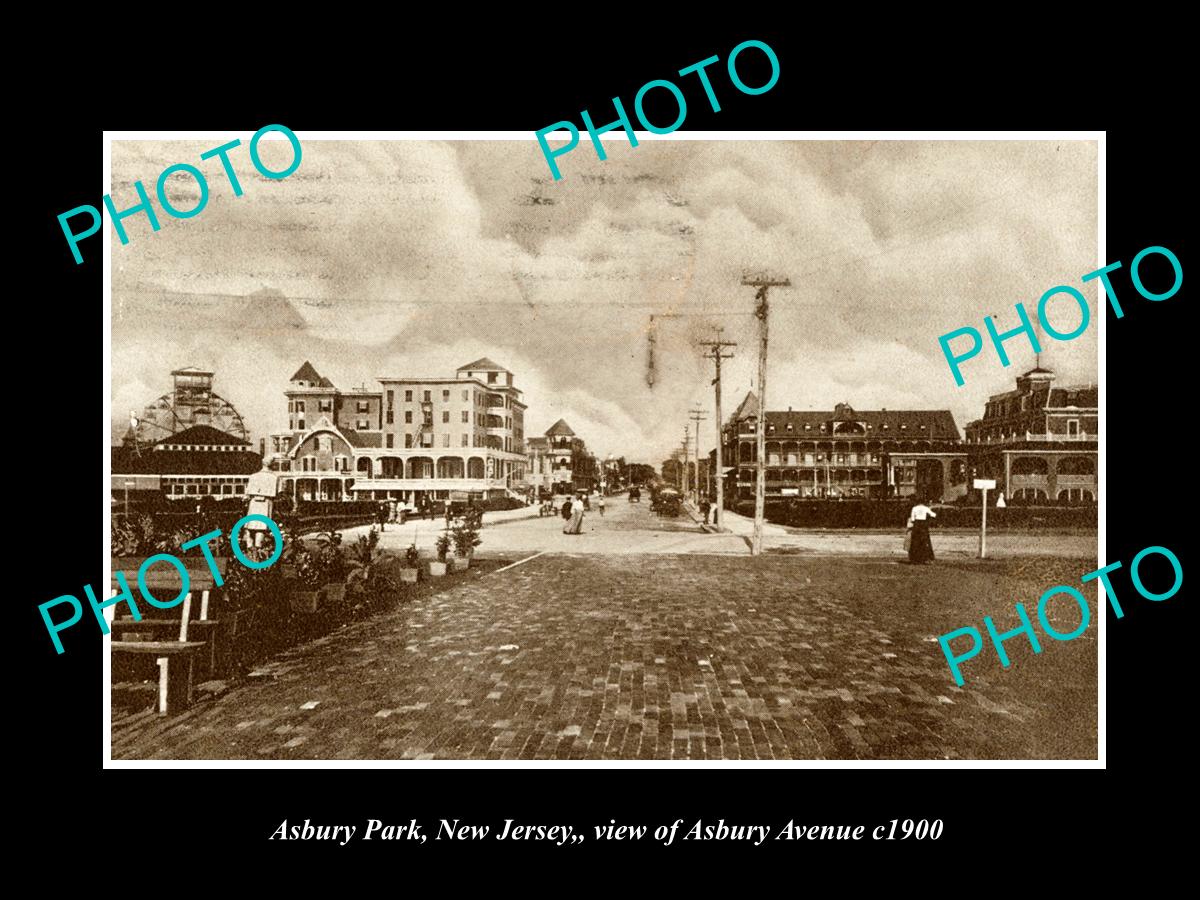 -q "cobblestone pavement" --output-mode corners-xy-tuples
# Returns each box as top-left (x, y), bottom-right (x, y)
(112, 550), (1098, 761)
